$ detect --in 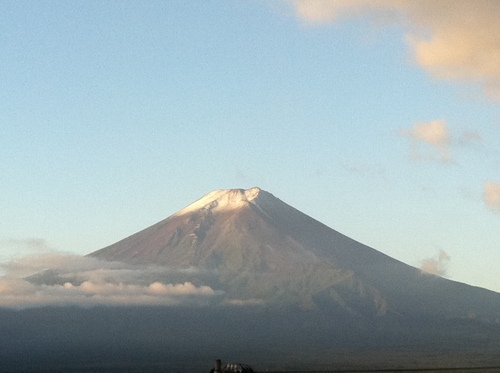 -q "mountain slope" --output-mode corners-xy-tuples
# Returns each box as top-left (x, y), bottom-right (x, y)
(89, 187), (500, 322)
